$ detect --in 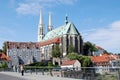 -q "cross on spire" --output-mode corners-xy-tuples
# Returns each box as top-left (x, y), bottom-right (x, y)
(65, 14), (68, 24)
